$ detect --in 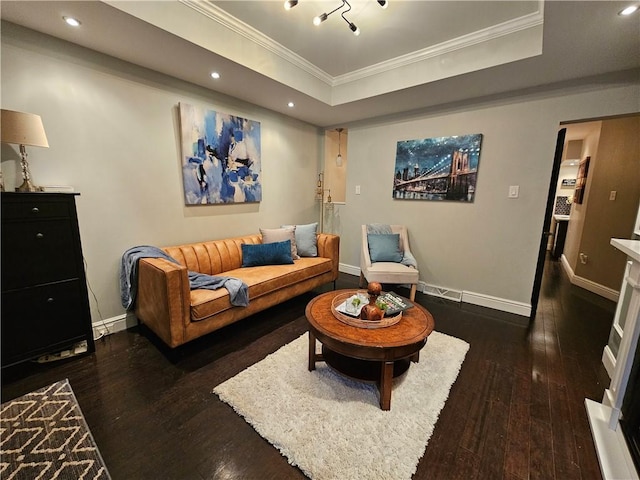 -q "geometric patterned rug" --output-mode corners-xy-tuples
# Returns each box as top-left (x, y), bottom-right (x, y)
(0, 379), (111, 480)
